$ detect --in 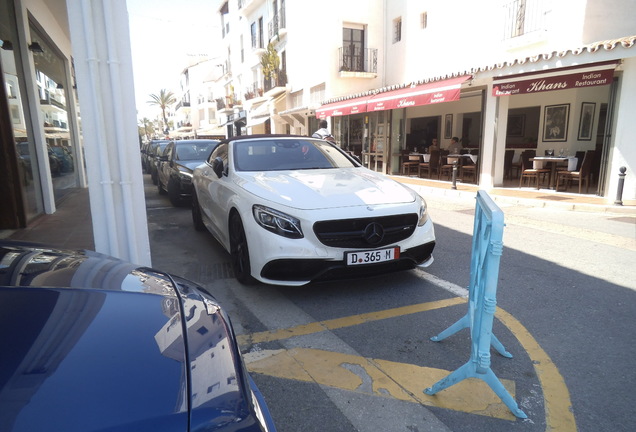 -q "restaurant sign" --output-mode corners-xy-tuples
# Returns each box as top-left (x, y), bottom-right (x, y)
(493, 68), (614, 97)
